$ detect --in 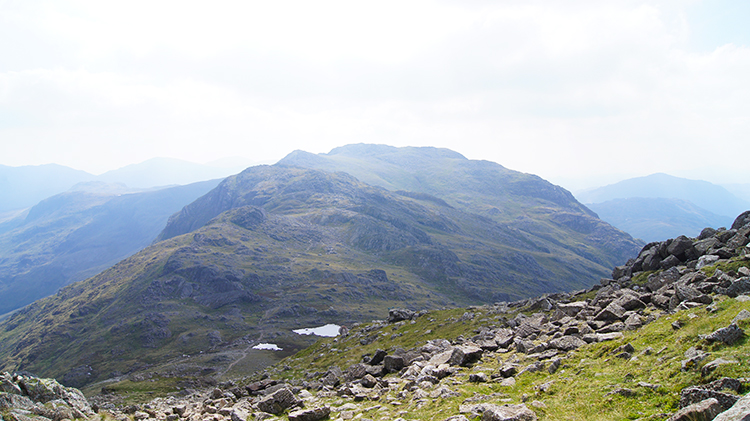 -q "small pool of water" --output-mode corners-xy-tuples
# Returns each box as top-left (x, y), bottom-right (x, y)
(252, 343), (283, 351)
(292, 323), (341, 337)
